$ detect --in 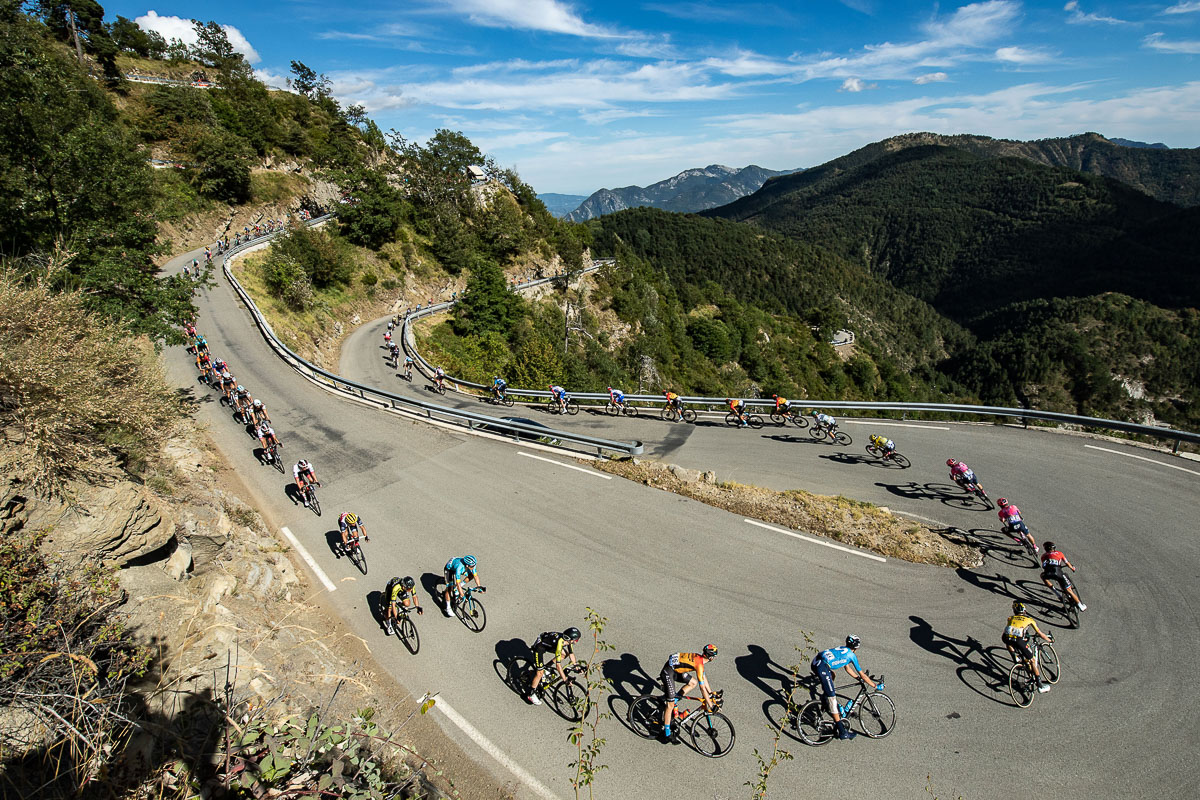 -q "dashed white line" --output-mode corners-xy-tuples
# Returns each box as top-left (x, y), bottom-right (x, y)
(840, 420), (950, 430)
(433, 697), (561, 800)
(518, 451), (612, 479)
(891, 510), (957, 530)
(280, 526), (337, 592)
(1084, 444), (1200, 477)
(744, 519), (887, 563)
